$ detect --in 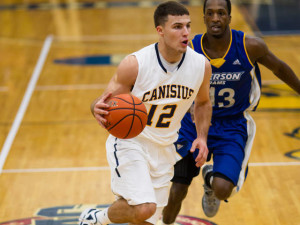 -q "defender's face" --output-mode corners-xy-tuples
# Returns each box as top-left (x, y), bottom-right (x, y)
(157, 15), (191, 53)
(204, 0), (231, 37)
